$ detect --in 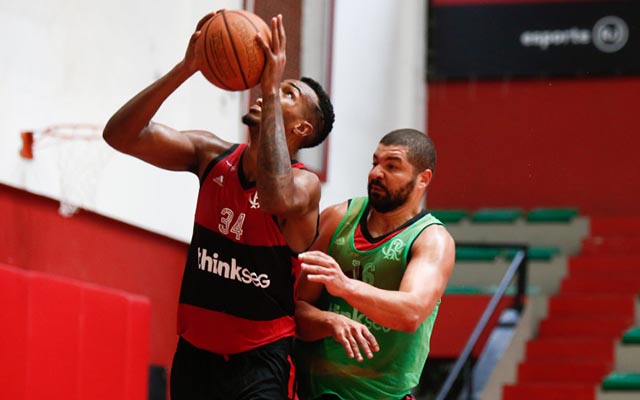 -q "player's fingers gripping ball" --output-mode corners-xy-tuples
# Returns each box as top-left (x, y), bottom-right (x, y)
(196, 9), (271, 91)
